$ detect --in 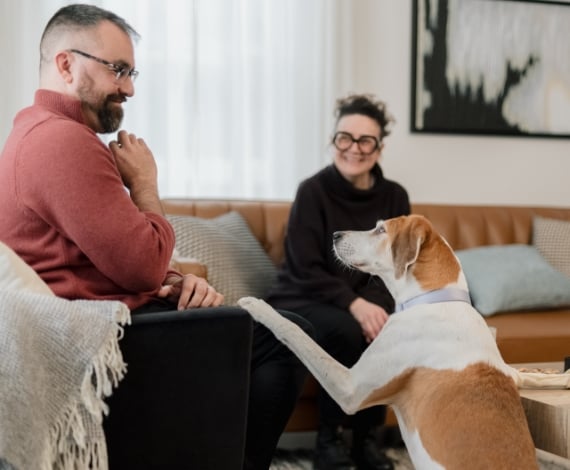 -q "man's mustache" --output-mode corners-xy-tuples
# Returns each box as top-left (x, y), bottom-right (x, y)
(107, 94), (127, 104)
